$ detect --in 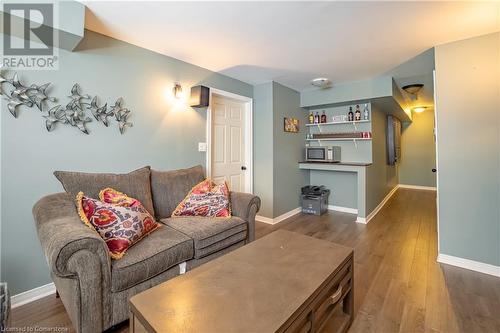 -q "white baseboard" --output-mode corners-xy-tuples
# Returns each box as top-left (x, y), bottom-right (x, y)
(256, 207), (301, 225)
(356, 216), (367, 223)
(359, 185), (400, 224)
(255, 215), (274, 224)
(257, 185), (431, 226)
(398, 184), (437, 191)
(437, 253), (500, 277)
(328, 205), (358, 215)
(359, 184), (433, 224)
(256, 205), (359, 225)
(11, 282), (56, 309)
